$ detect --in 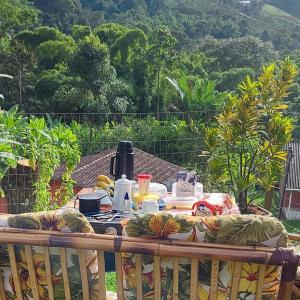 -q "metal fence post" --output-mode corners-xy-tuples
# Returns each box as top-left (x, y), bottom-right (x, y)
(278, 147), (293, 220)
